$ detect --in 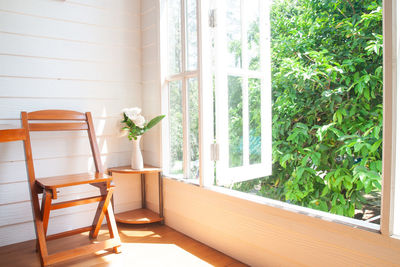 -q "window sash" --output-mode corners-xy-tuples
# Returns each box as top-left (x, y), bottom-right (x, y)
(162, 0), (201, 181)
(381, 0), (396, 237)
(214, 0), (272, 185)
